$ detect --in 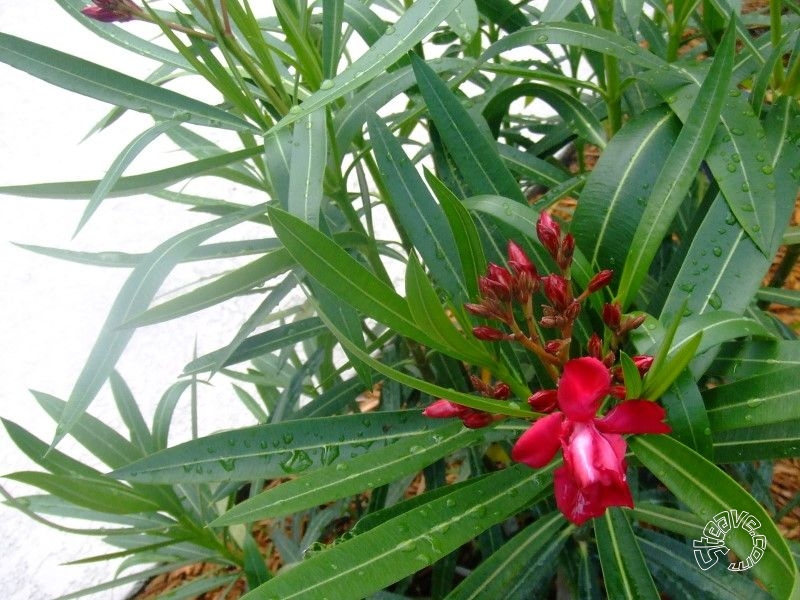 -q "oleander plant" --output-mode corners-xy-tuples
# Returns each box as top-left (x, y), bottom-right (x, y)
(2, 0), (800, 598)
